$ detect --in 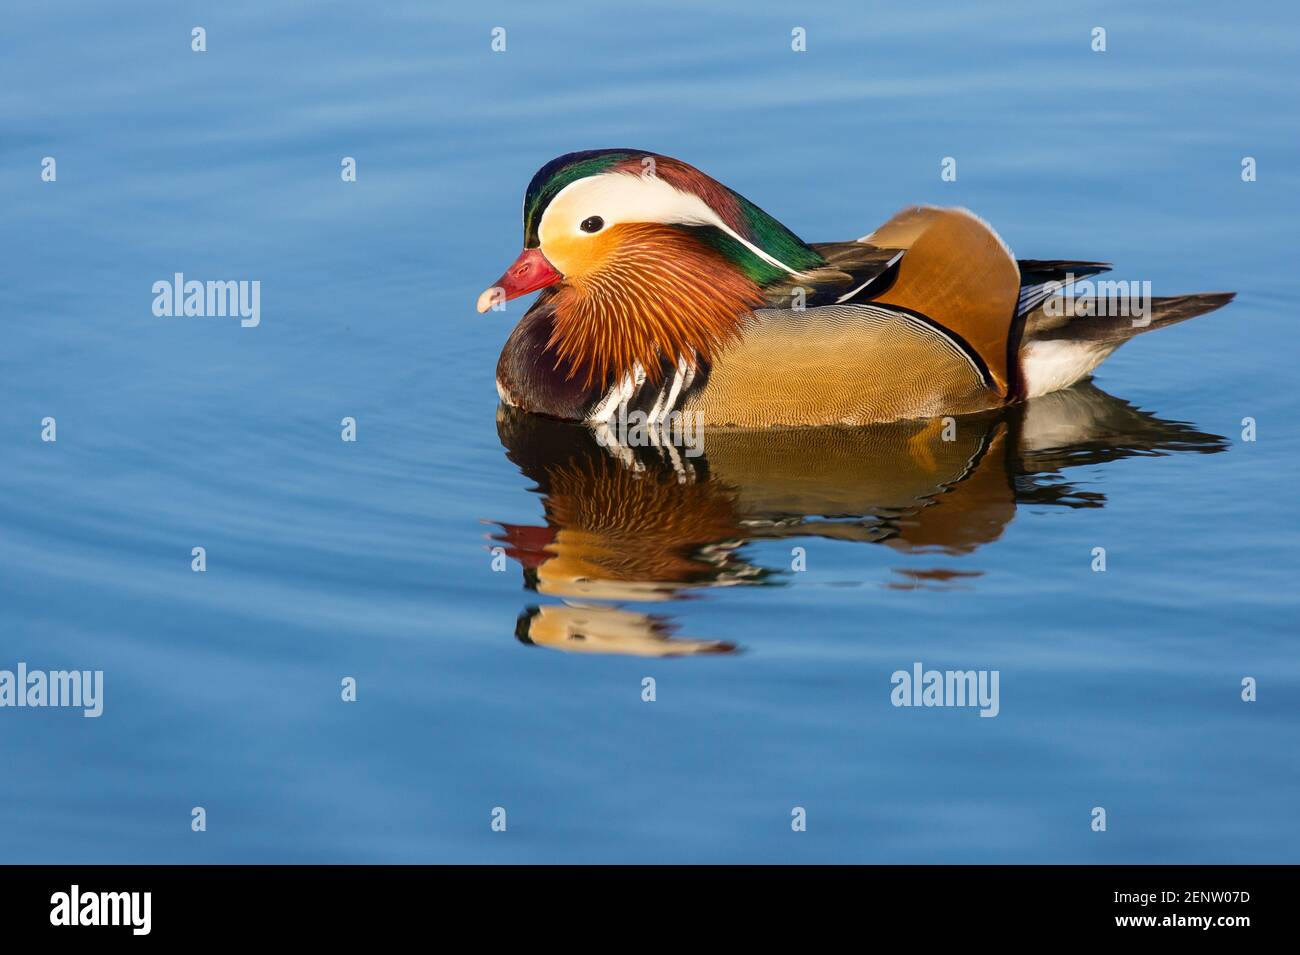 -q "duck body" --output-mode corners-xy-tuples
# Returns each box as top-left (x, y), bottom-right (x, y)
(498, 294), (996, 425)
(484, 150), (1233, 428)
